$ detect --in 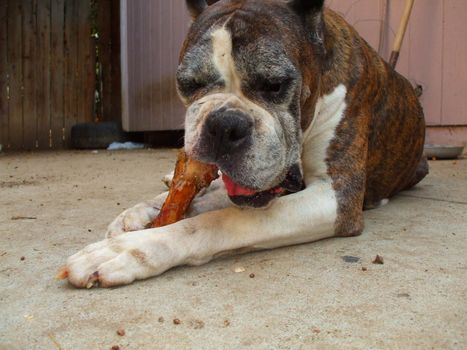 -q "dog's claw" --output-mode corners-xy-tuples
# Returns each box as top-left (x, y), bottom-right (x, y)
(55, 266), (69, 280)
(86, 271), (99, 289)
